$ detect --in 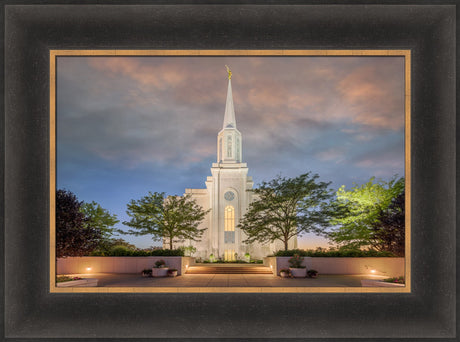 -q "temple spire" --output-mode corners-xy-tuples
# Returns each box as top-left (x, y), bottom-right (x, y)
(223, 66), (236, 129)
